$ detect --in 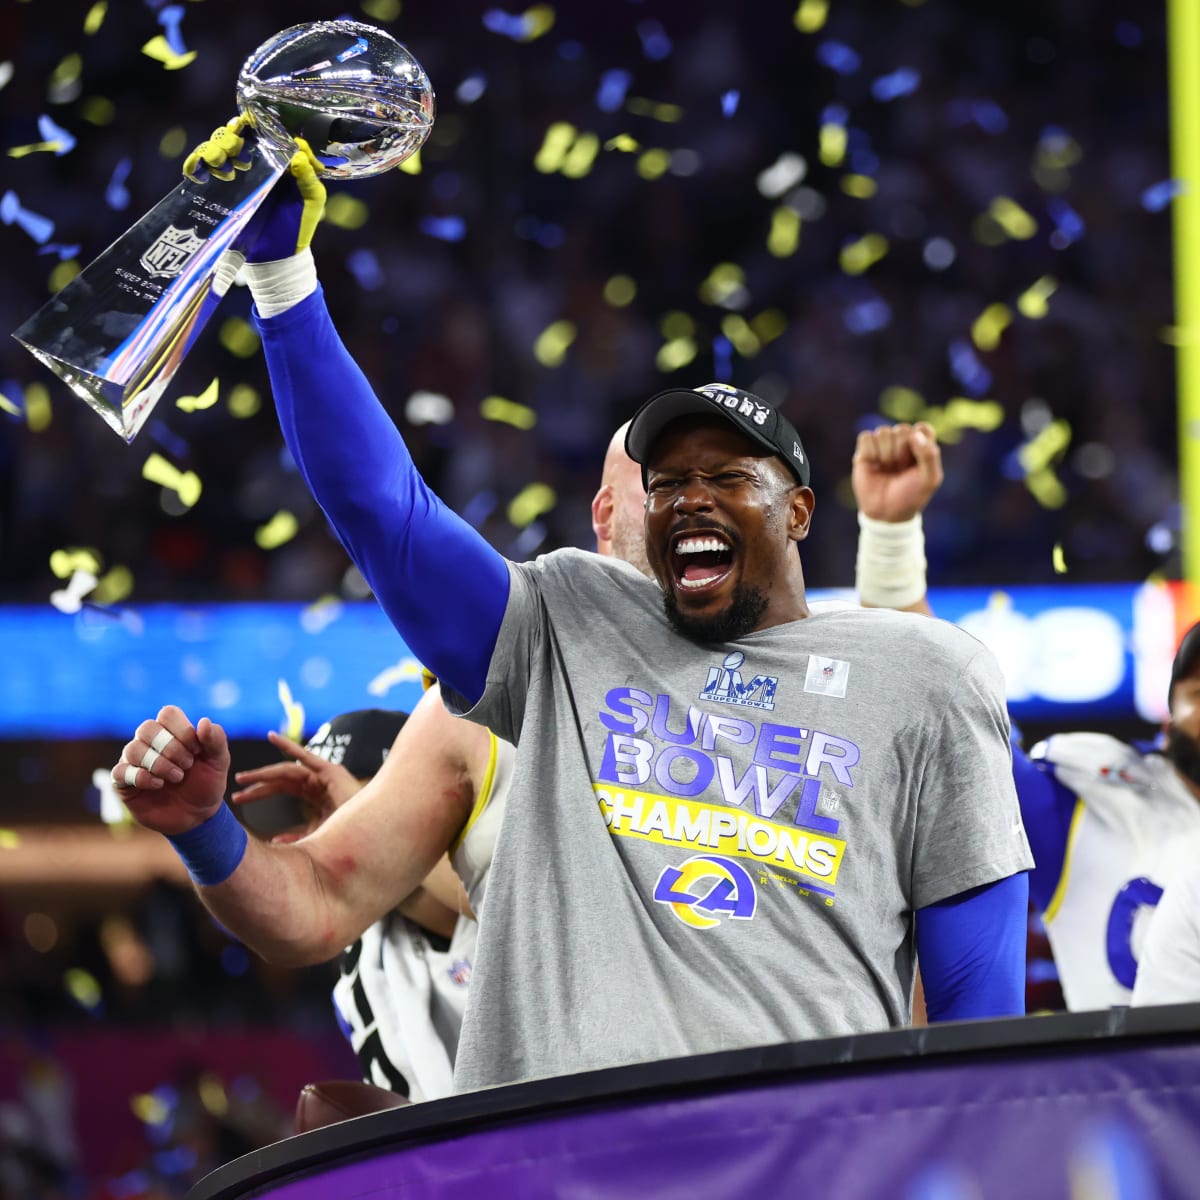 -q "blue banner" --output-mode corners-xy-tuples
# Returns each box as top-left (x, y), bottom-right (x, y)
(0, 582), (1181, 738)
